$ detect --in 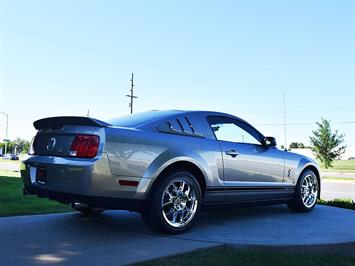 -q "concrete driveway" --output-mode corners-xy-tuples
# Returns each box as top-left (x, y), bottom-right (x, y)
(1, 205), (355, 265)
